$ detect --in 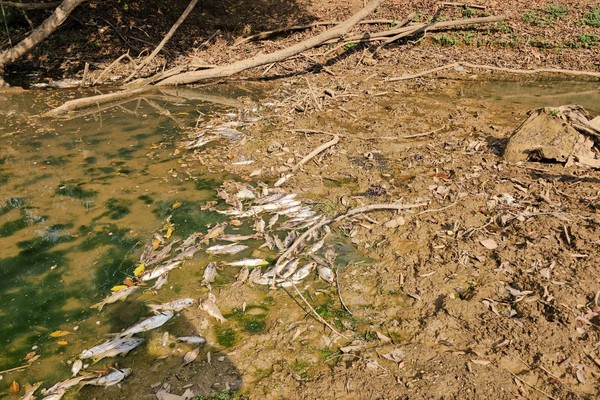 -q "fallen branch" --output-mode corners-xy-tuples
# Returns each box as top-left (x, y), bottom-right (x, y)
(41, 87), (150, 117)
(156, 0), (385, 86)
(290, 283), (349, 339)
(0, 1), (61, 10)
(124, 0), (198, 82)
(274, 133), (340, 187)
(92, 51), (135, 85)
(234, 18), (407, 47)
(335, 264), (353, 316)
(388, 61), (600, 81)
